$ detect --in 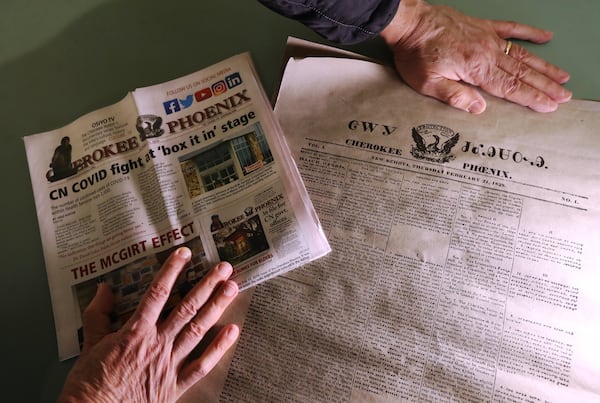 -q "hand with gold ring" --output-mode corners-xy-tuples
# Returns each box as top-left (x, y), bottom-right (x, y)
(380, 0), (572, 113)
